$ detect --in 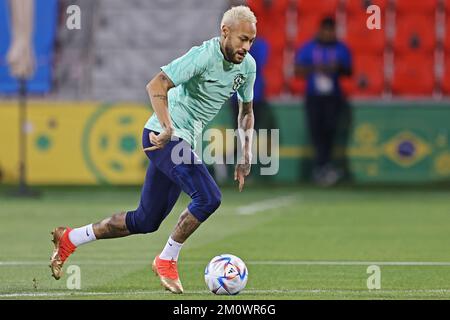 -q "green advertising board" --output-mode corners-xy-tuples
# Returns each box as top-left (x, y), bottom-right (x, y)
(208, 101), (450, 183)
